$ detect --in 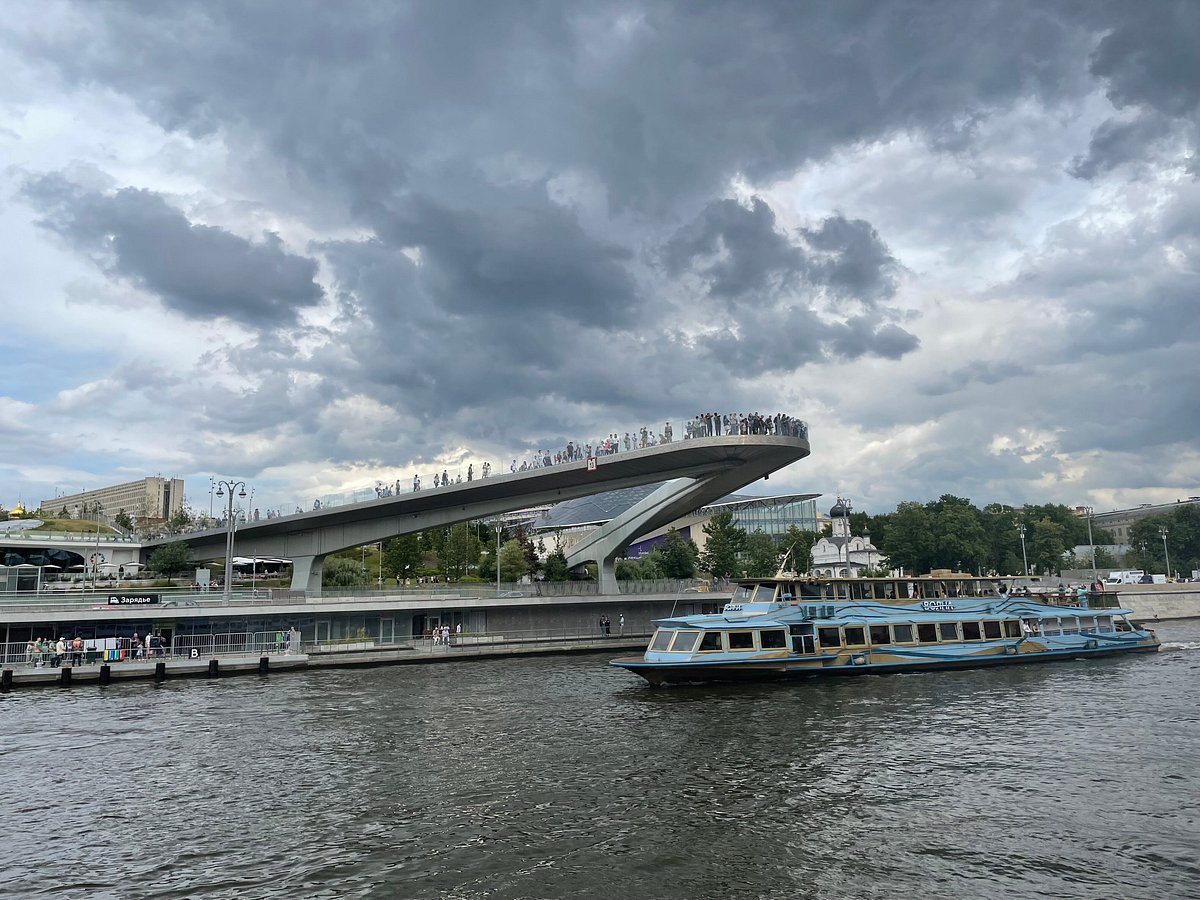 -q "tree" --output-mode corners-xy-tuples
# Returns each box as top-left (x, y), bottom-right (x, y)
(699, 511), (745, 577)
(498, 539), (529, 583)
(927, 495), (988, 572)
(114, 509), (134, 531)
(442, 522), (481, 579)
(148, 541), (192, 585)
(657, 529), (699, 578)
(543, 548), (570, 582)
(382, 534), (421, 582)
(1028, 517), (1067, 576)
(778, 526), (820, 574)
(878, 501), (933, 574)
(323, 557), (367, 587)
(742, 530), (780, 577)
(165, 508), (194, 534)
